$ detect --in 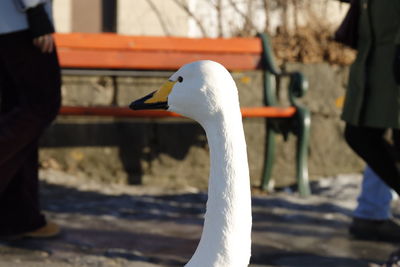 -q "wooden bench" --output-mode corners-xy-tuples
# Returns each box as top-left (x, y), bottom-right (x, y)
(54, 33), (311, 196)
